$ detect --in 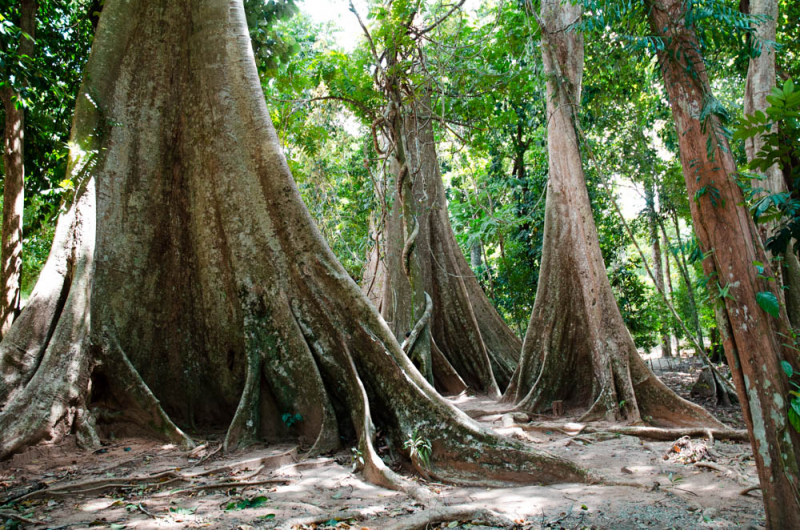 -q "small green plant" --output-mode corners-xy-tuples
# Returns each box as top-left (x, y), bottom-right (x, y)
(281, 412), (303, 427)
(781, 361), (800, 432)
(225, 496), (269, 511)
(403, 430), (432, 469)
(350, 446), (364, 471)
